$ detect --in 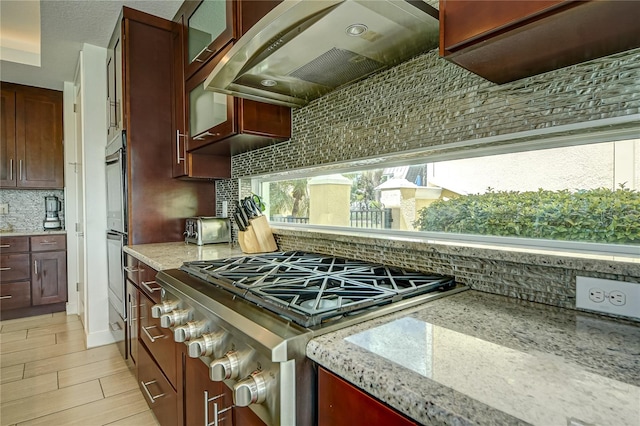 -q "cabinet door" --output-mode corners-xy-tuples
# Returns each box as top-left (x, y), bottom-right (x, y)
(318, 367), (416, 426)
(127, 280), (139, 366)
(15, 89), (64, 188)
(186, 43), (235, 151)
(31, 251), (67, 305)
(185, 0), (234, 79)
(0, 88), (17, 187)
(184, 354), (233, 426)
